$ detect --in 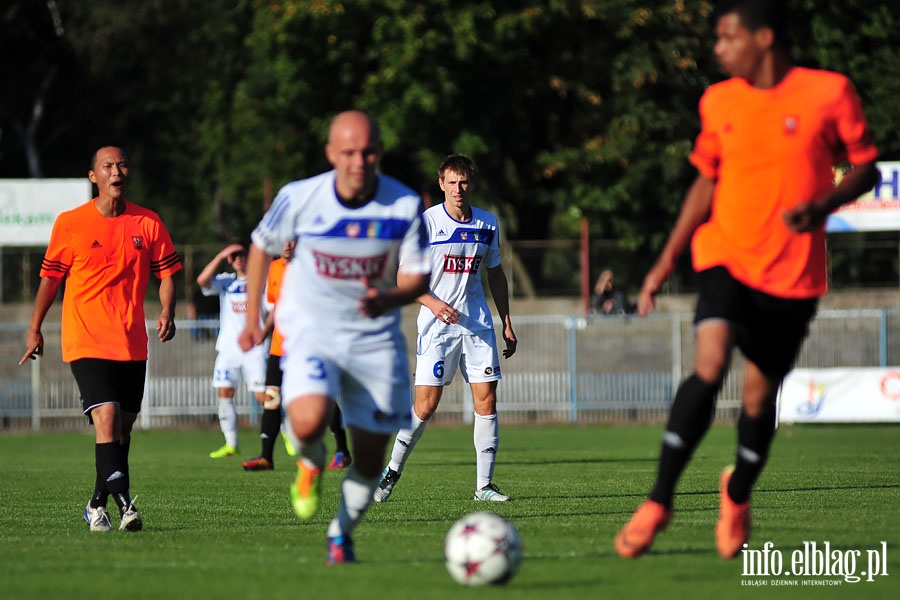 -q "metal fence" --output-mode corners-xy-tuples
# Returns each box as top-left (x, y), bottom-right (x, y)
(1, 309), (897, 431)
